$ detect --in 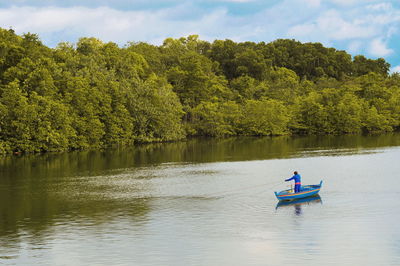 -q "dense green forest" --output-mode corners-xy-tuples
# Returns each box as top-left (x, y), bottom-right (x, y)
(0, 28), (399, 153)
